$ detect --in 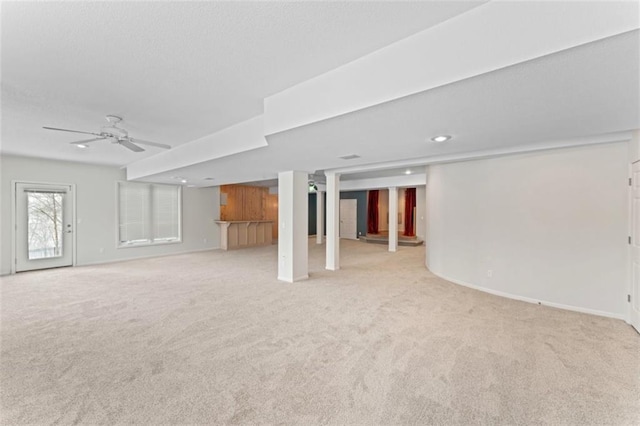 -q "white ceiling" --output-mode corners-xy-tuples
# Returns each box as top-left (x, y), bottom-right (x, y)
(1, 0), (484, 165)
(138, 30), (640, 186)
(2, 1), (637, 188)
